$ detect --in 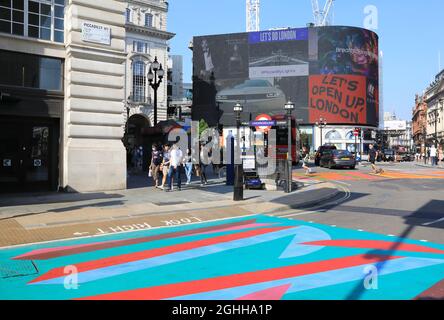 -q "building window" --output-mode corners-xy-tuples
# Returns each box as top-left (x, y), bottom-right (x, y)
(0, 0), (64, 43)
(132, 60), (146, 103)
(0, 49), (63, 91)
(125, 8), (131, 23)
(144, 13), (152, 27)
(133, 41), (148, 54)
(0, 0), (25, 36)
